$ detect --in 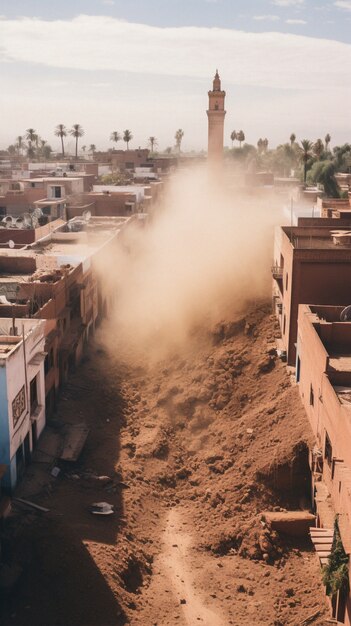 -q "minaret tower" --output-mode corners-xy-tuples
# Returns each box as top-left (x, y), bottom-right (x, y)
(207, 70), (226, 162)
